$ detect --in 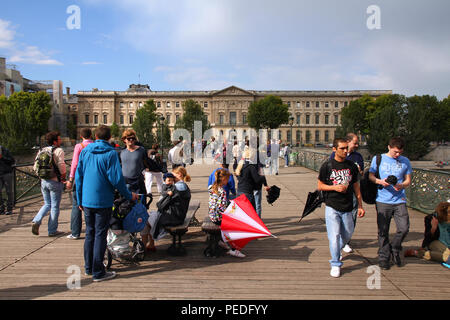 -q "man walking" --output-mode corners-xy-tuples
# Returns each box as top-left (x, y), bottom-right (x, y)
(369, 137), (412, 270)
(329, 133), (364, 253)
(66, 128), (94, 239)
(0, 145), (15, 215)
(318, 138), (365, 278)
(32, 131), (66, 236)
(76, 125), (139, 282)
